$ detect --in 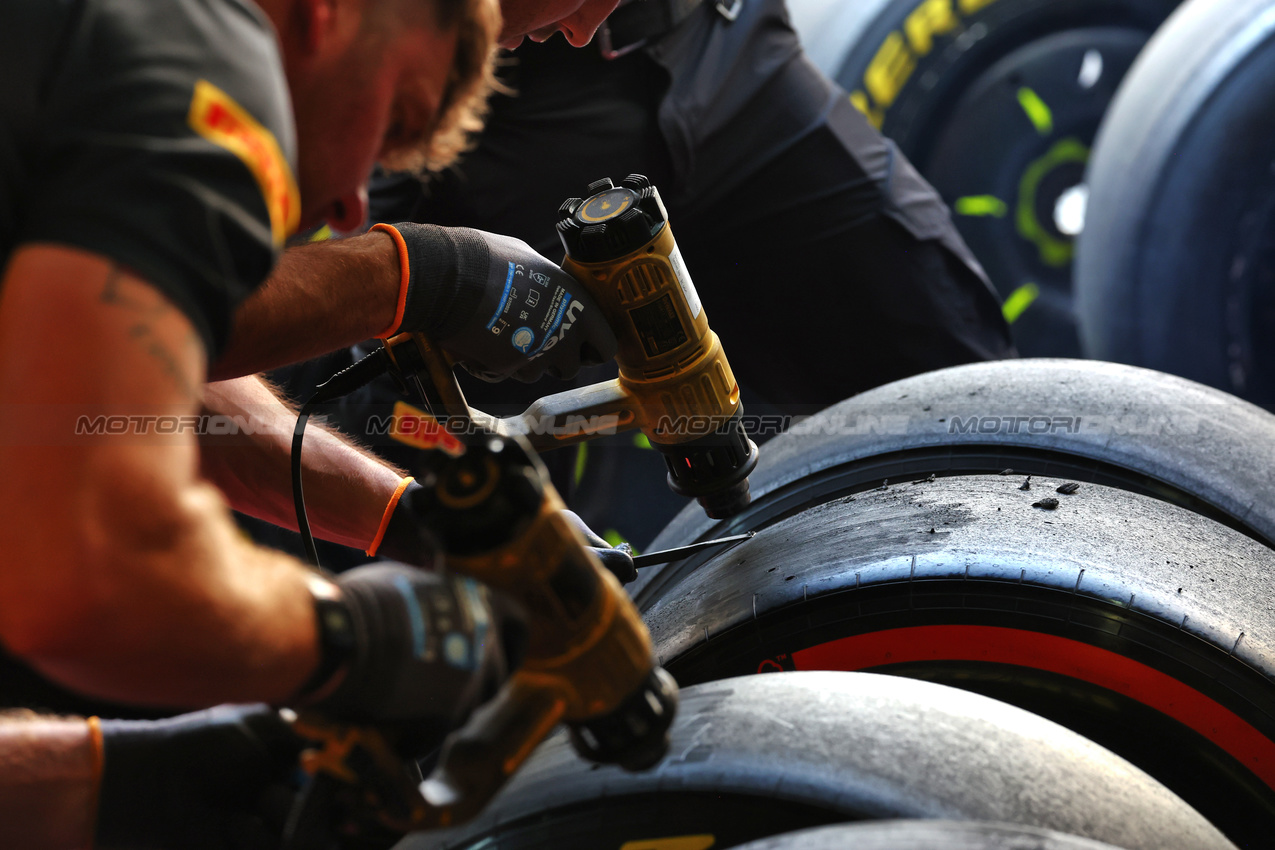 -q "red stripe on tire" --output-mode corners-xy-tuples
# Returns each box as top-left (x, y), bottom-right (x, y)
(791, 625), (1275, 789)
